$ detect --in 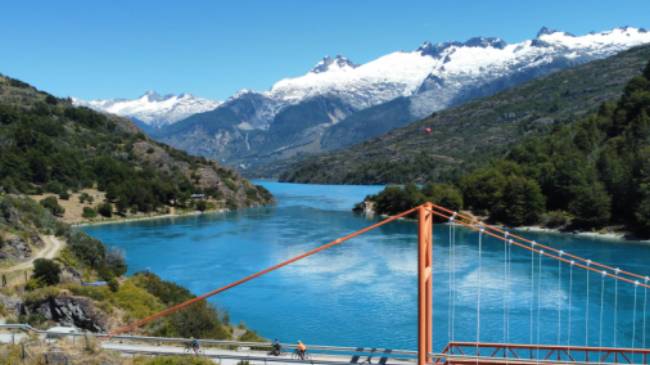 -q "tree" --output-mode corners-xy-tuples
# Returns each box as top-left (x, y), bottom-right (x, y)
(421, 183), (463, 211)
(491, 176), (545, 226)
(569, 183), (612, 229)
(459, 168), (507, 213)
(372, 184), (424, 216)
(634, 183), (650, 235)
(32, 258), (61, 285)
(39, 196), (65, 217)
